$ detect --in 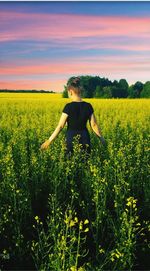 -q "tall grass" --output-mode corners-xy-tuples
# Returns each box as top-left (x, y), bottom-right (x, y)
(0, 93), (149, 270)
